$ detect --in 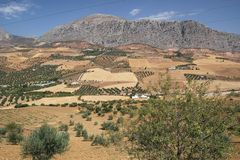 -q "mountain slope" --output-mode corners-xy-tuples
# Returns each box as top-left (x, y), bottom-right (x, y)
(0, 28), (34, 47)
(38, 14), (240, 52)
